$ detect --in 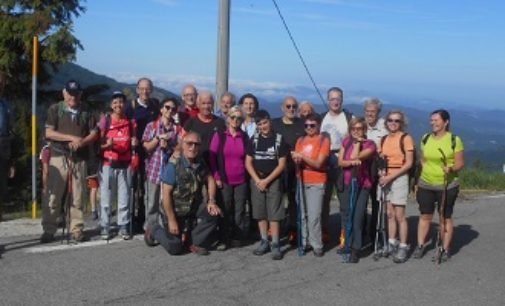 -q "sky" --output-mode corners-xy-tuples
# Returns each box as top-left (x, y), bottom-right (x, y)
(74, 0), (505, 109)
